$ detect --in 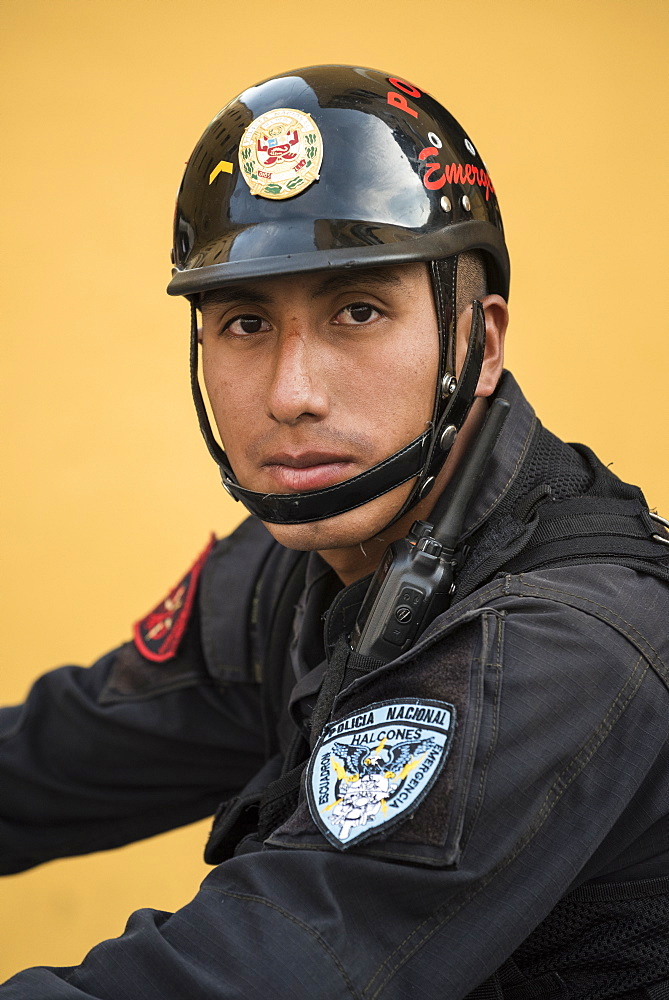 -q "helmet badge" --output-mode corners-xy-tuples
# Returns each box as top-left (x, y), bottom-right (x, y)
(238, 108), (323, 200)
